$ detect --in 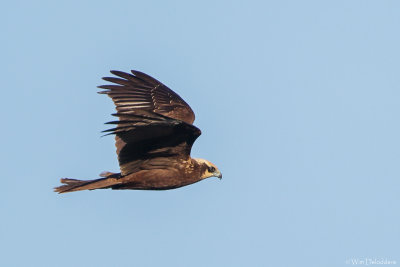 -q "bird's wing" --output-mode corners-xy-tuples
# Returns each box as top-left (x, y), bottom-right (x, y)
(98, 70), (195, 124)
(98, 70), (200, 176)
(103, 112), (201, 175)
